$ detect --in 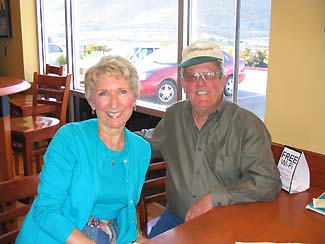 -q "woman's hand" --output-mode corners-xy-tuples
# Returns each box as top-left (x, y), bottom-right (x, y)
(66, 228), (96, 244)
